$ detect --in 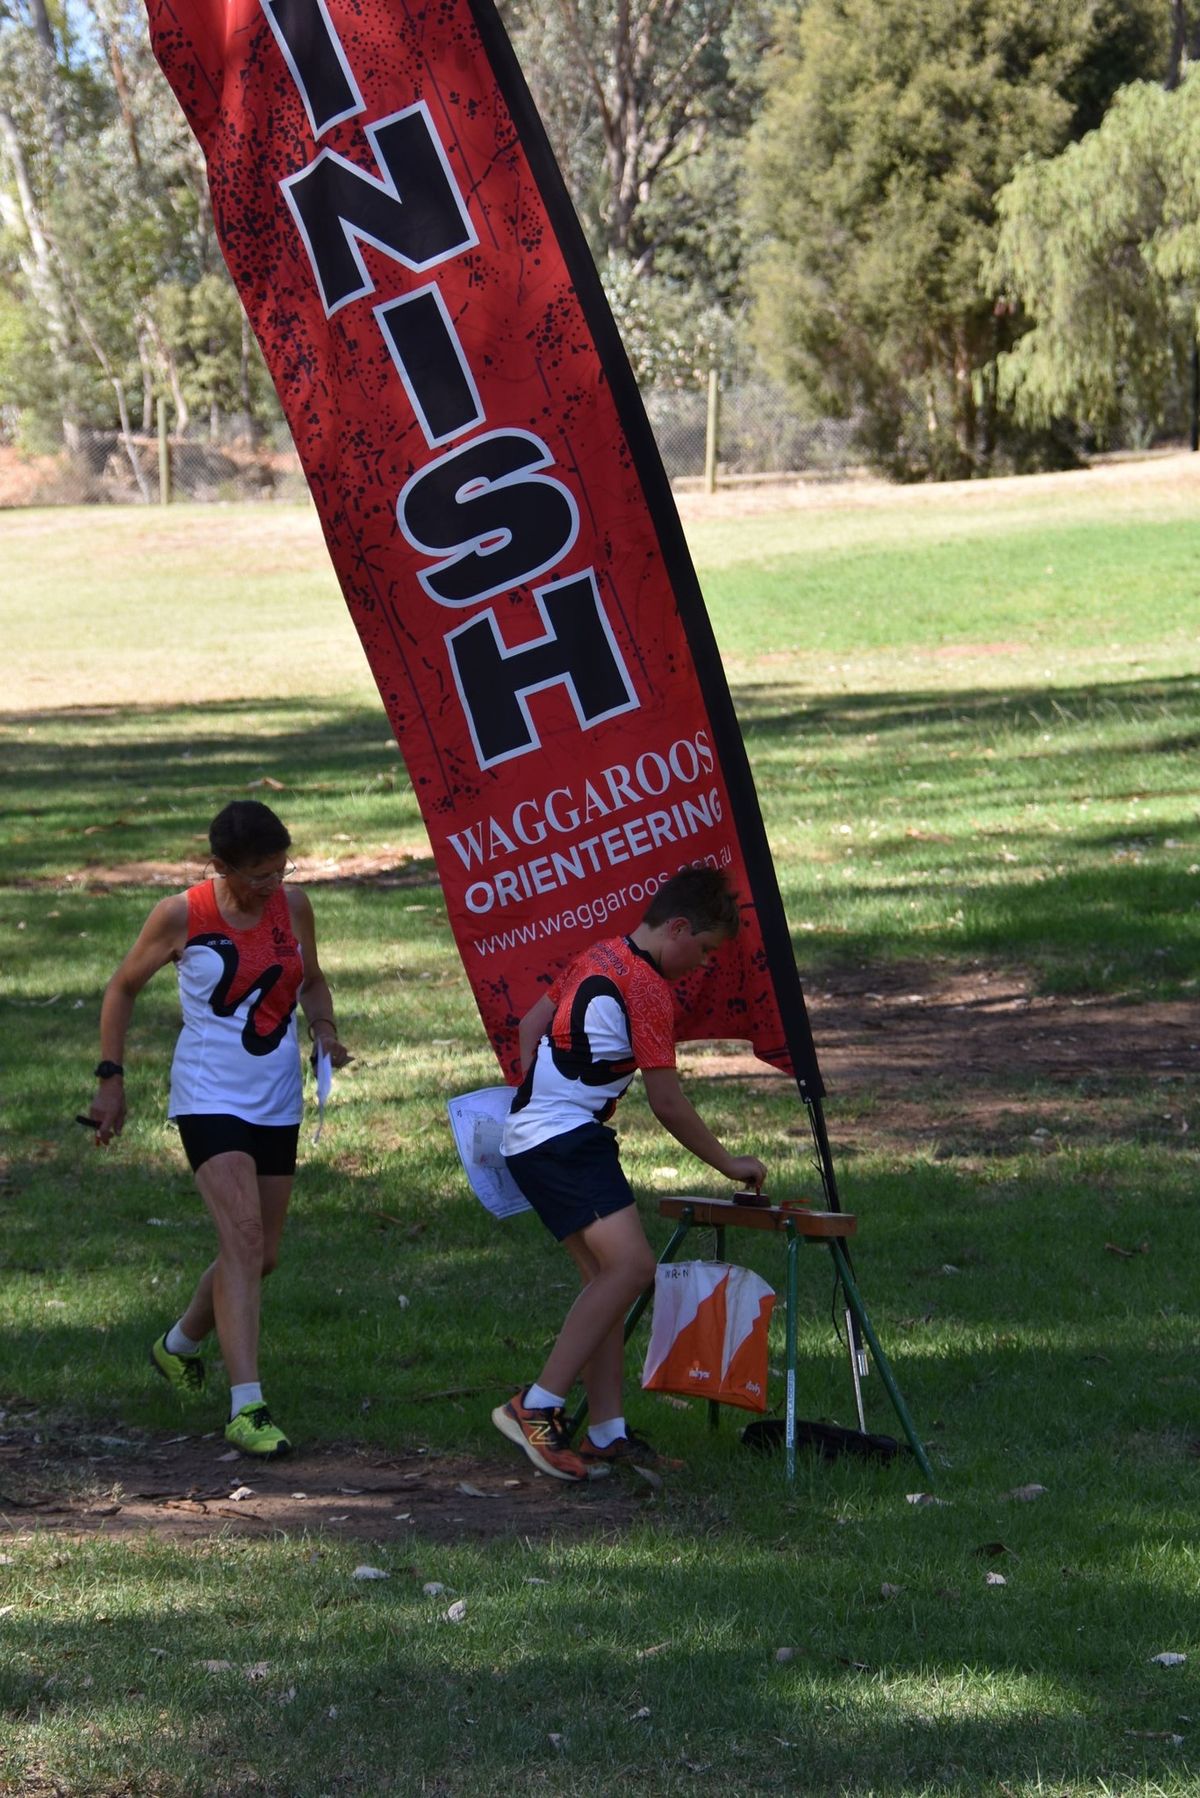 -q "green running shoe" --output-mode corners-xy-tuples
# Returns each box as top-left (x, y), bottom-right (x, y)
(150, 1332), (206, 1397)
(225, 1402), (291, 1459)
